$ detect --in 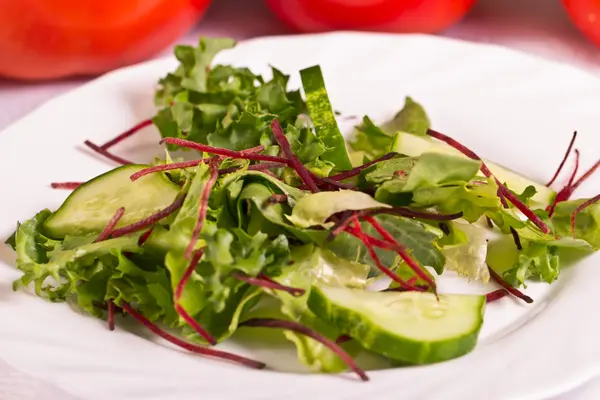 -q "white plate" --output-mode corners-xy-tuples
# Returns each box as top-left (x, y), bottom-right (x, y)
(1, 32), (599, 400)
